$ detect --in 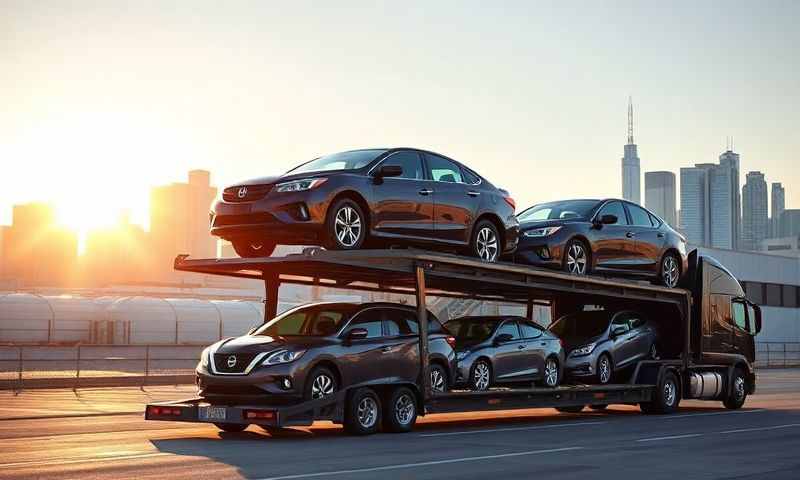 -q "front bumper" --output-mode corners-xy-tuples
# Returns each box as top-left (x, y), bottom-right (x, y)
(196, 360), (311, 403)
(513, 230), (570, 269)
